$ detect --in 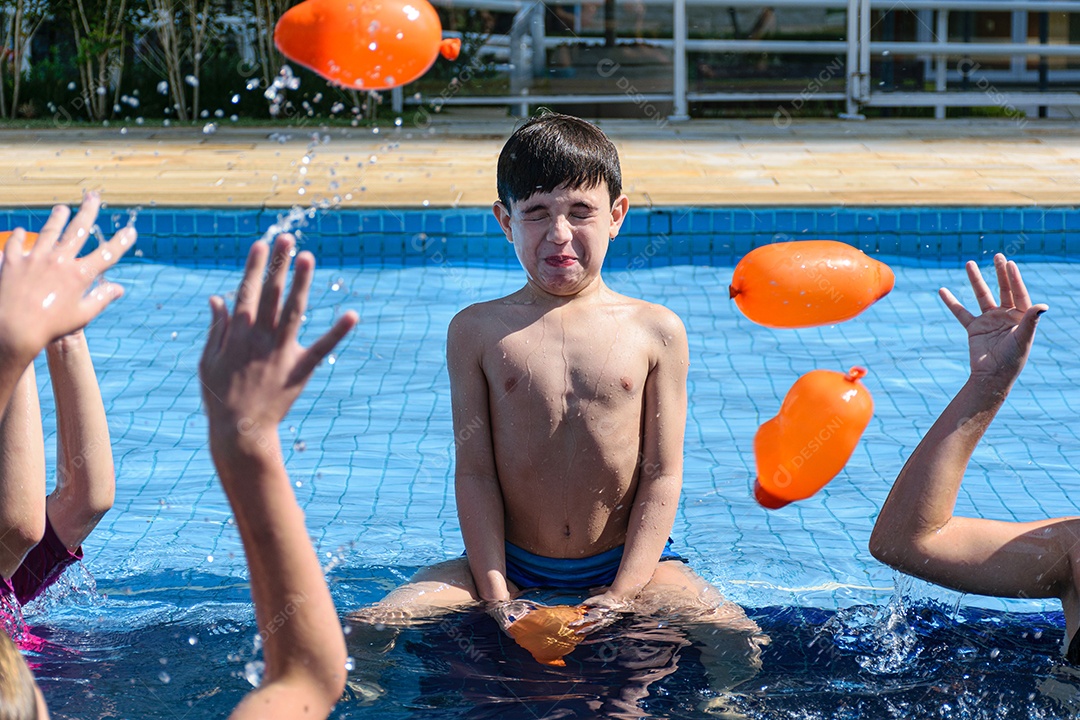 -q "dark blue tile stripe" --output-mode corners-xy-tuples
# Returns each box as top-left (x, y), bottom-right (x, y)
(3, 206), (1076, 267)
